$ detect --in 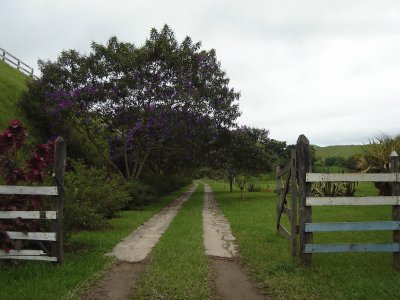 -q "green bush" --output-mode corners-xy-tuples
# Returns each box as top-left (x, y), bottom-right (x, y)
(124, 180), (157, 208)
(143, 174), (191, 196)
(64, 161), (129, 236)
(247, 182), (261, 192)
